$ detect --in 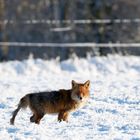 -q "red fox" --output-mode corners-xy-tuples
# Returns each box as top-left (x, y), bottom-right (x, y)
(10, 80), (90, 125)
